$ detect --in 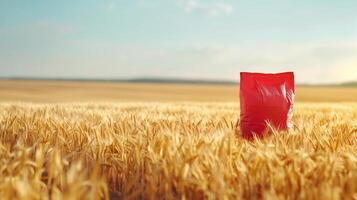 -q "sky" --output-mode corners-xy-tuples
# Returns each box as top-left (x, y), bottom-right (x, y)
(0, 0), (356, 84)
